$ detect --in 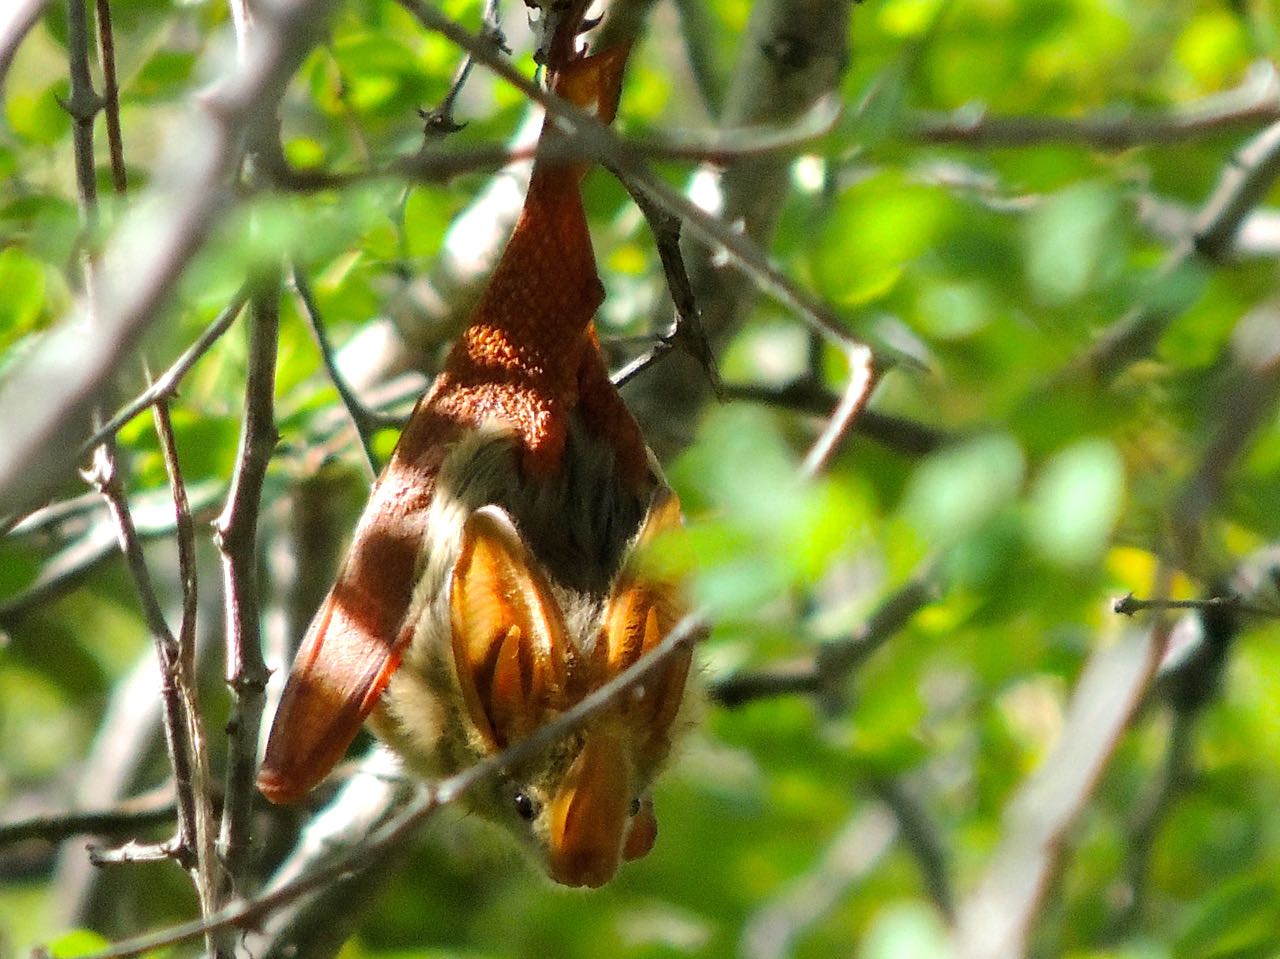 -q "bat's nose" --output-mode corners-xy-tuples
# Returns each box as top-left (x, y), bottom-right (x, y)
(549, 731), (630, 888)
